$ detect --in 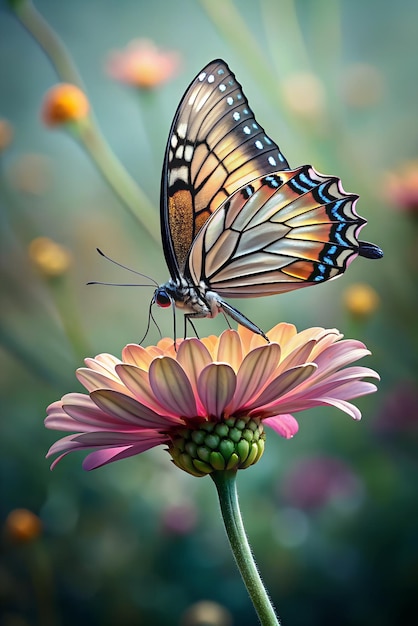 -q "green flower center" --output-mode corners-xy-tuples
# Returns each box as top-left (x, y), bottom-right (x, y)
(167, 417), (265, 477)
